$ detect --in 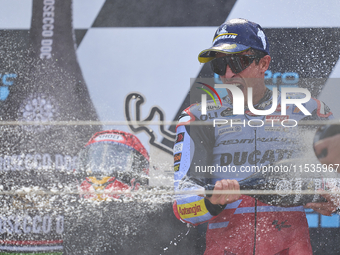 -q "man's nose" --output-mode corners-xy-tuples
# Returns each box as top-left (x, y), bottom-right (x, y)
(220, 65), (236, 79)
